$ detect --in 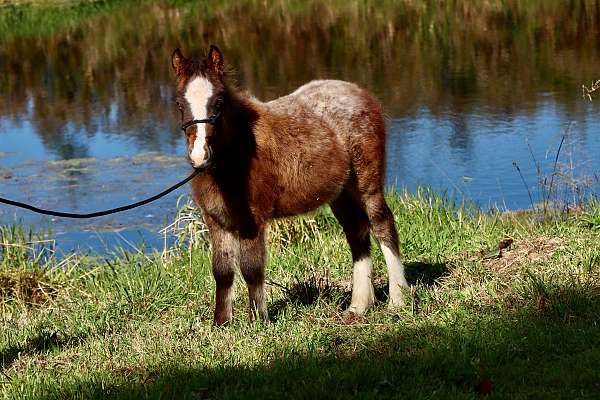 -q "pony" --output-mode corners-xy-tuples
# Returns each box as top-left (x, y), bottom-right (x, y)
(171, 45), (409, 325)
